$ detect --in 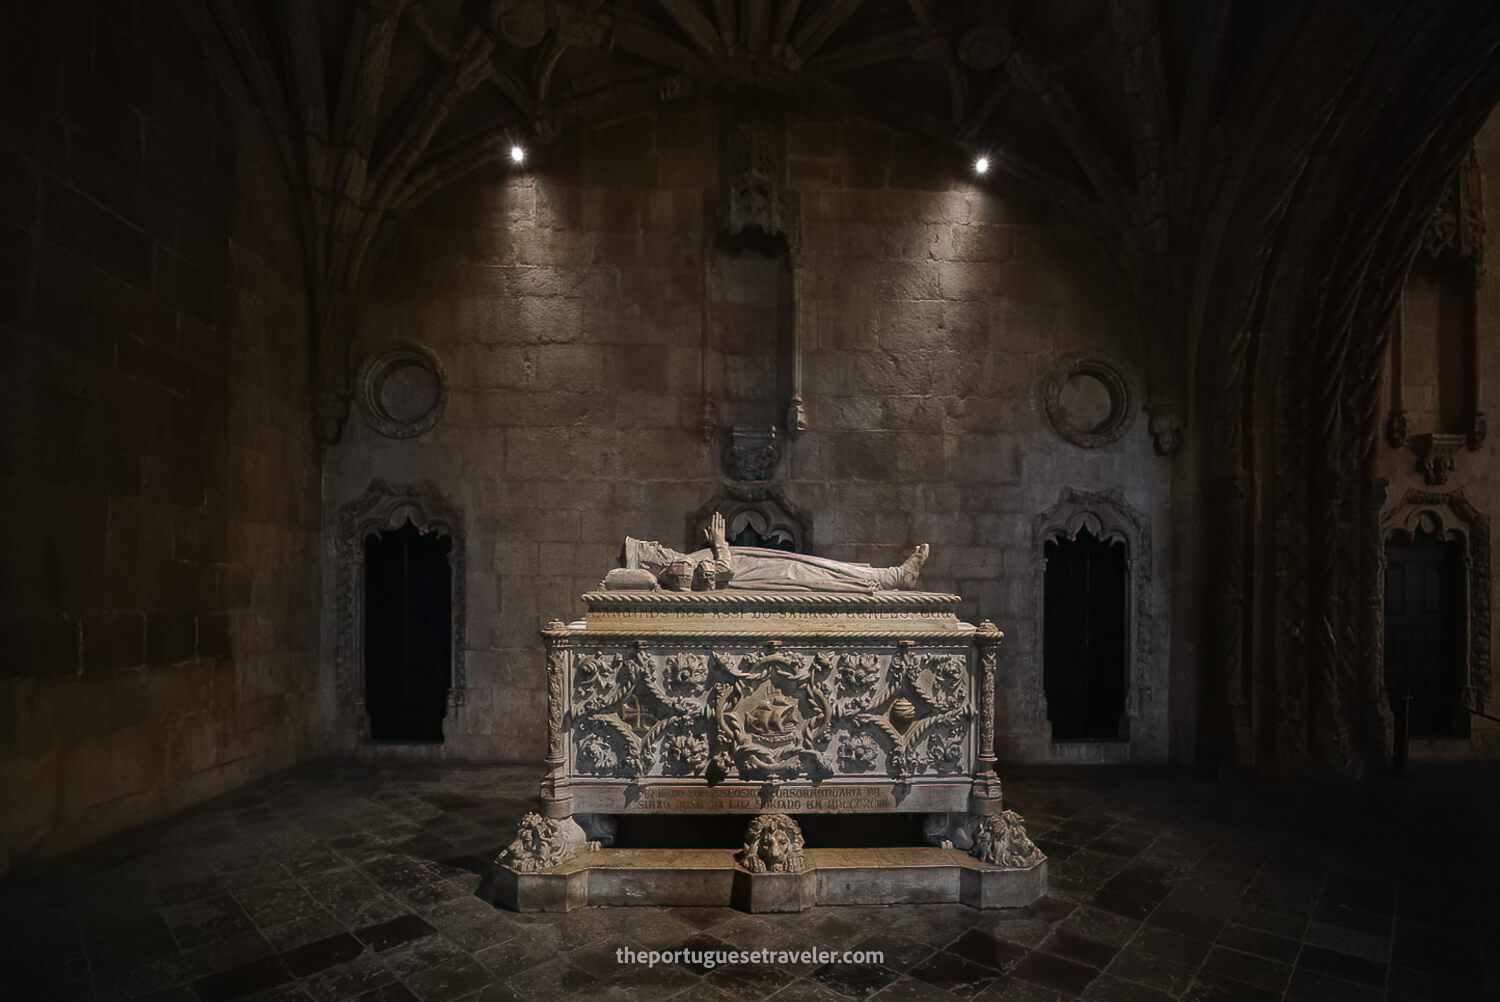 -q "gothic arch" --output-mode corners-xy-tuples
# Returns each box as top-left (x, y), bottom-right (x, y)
(336, 480), (468, 736)
(1379, 488), (1491, 716)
